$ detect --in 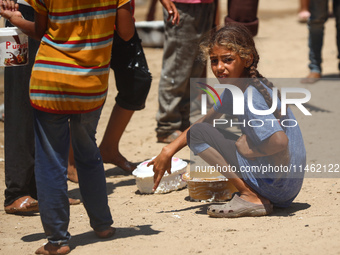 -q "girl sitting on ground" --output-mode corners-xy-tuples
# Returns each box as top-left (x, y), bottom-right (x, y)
(148, 23), (306, 218)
